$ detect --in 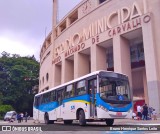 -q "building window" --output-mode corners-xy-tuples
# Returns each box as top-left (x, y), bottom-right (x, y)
(55, 29), (58, 37)
(69, 10), (78, 25)
(46, 73), (49, 82)
(60, 21), (66, 32)
(46, 86), (49, 90)
(106, 47), (114, 71)
(99, 0), (107, 4)
(130, 43), (145, 68)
